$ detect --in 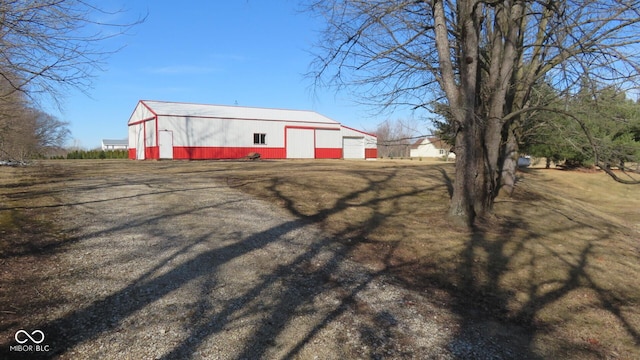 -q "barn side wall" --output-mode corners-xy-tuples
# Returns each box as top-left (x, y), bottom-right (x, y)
(155, 116), (343, 160)
(315, 128), (343, 158)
